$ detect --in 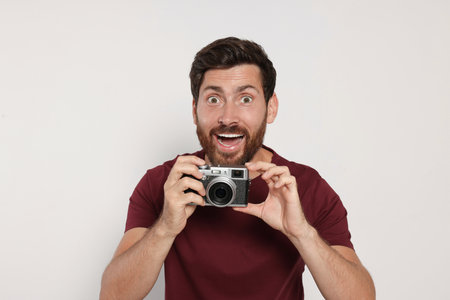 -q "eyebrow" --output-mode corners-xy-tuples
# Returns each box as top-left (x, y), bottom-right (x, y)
(202, 85), (224, 94)
(236, 85), (259, 94)
(202, 85), (260, 94)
